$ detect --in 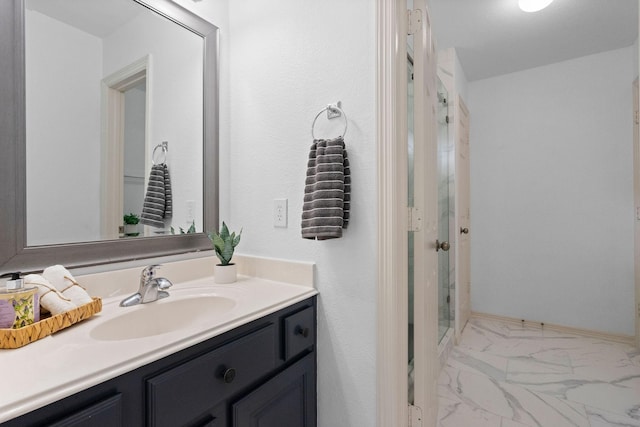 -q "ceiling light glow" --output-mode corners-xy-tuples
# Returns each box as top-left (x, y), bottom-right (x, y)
(518, 0), (554, 12)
